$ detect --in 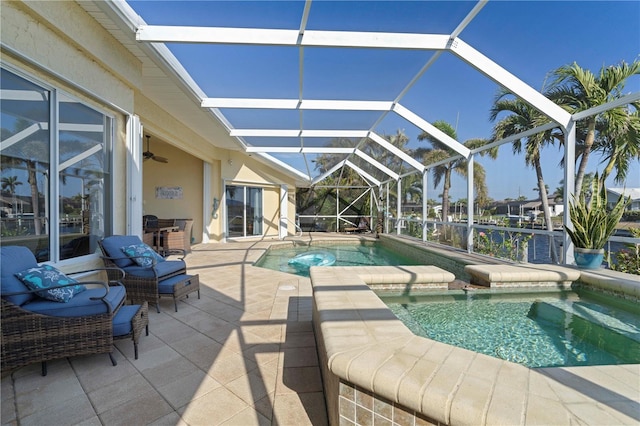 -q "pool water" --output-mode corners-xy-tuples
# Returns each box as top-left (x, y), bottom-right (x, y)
(255, 243), (418, 277)
(379, 288), (640, 368)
